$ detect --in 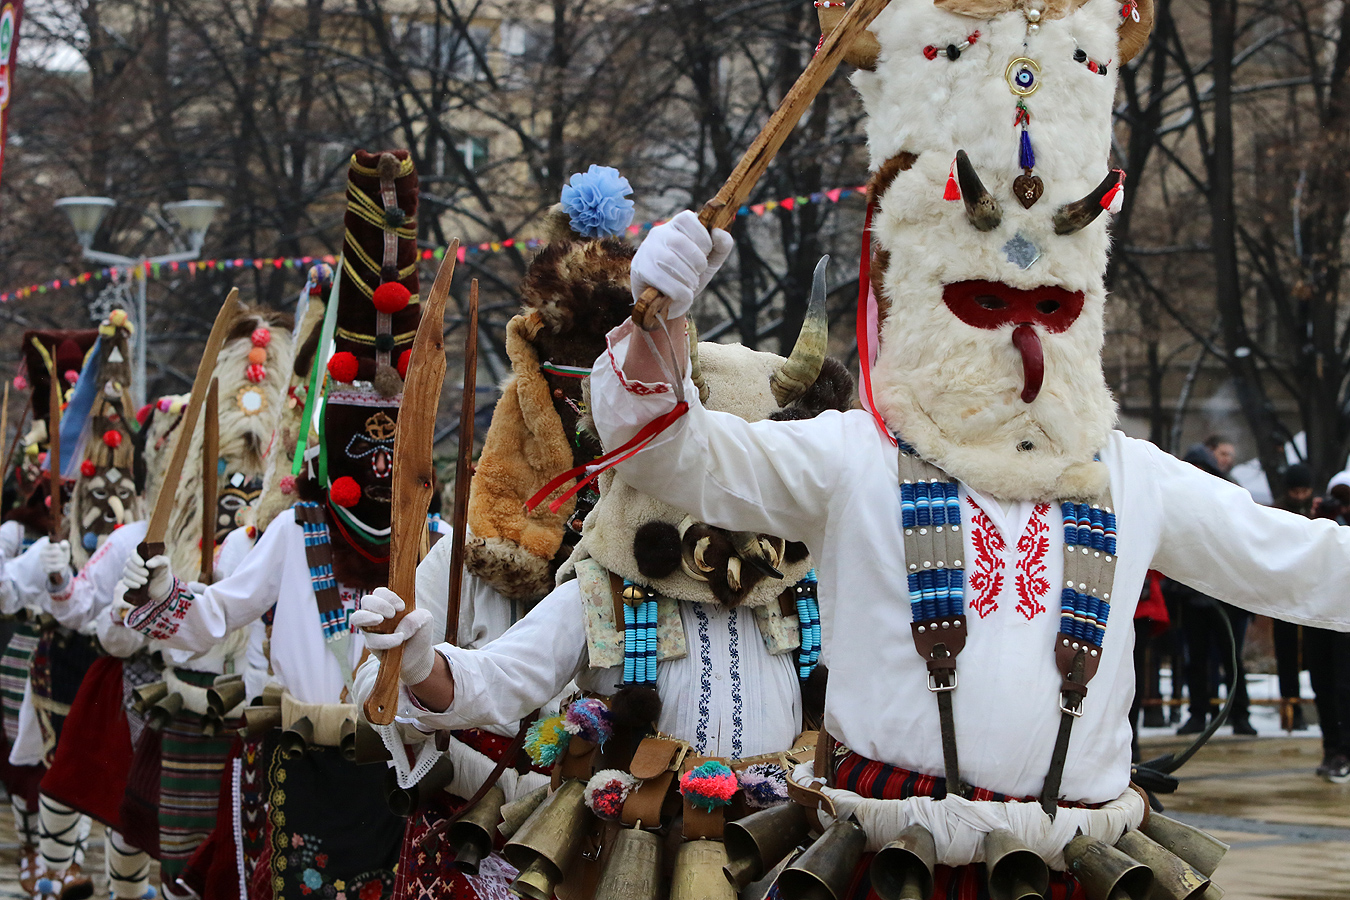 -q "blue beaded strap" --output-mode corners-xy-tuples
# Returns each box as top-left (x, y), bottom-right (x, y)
(621, 580), (658, 687)
(294, 502), (347, 642)
(1058, 501), (1117, 649)
(794, 570), (822, 680)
